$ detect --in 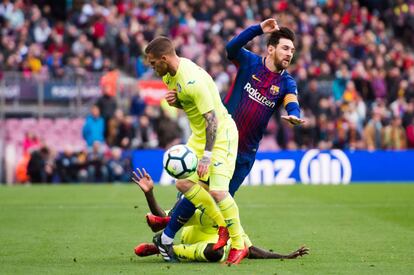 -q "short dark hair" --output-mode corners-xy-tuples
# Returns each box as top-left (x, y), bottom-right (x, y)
(204, 244), (224, 262)
(267, 27), (295, 46)
(144, 36), (175, 57)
